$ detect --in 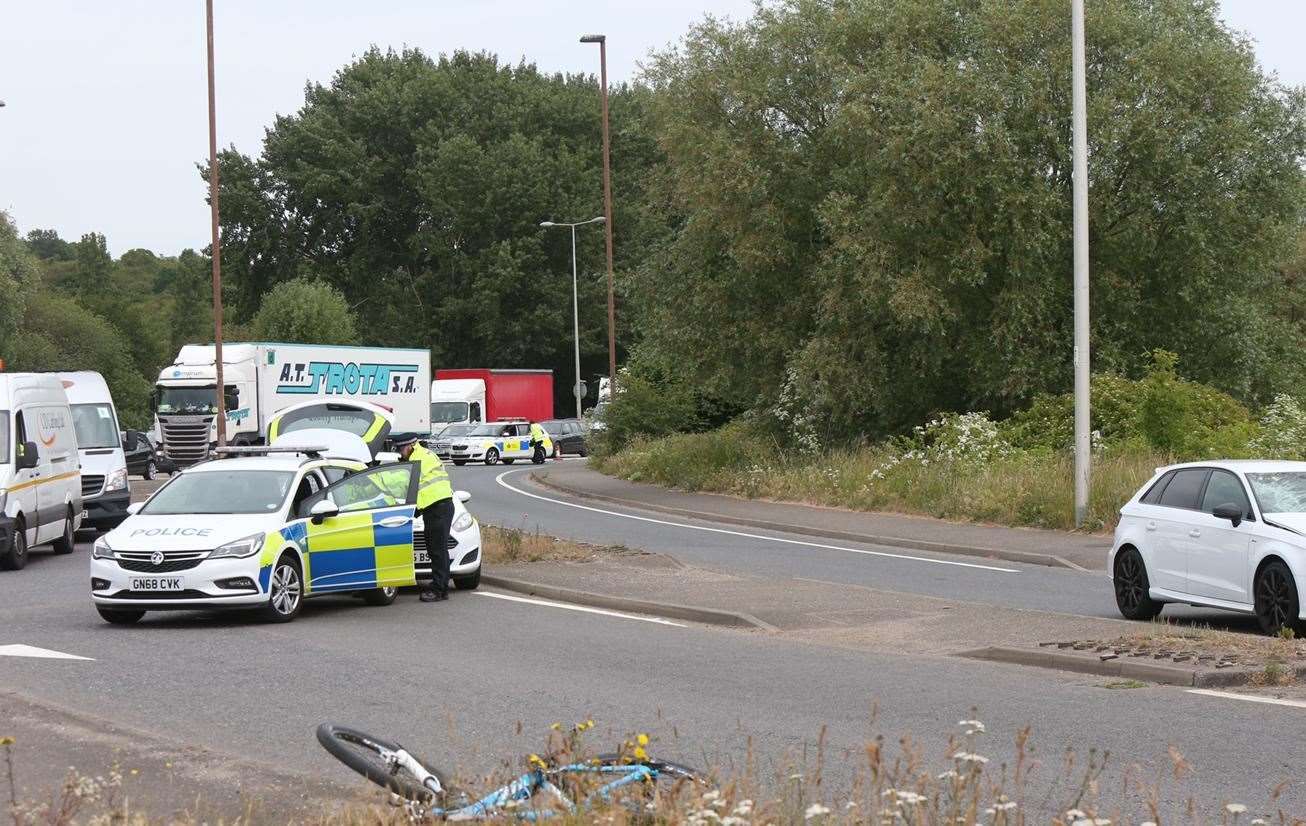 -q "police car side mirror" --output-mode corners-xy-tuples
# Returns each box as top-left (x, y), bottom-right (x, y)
(16, 442), (38, 470)
(309, 499), (340, 524)
(455, 490), (471, 504)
